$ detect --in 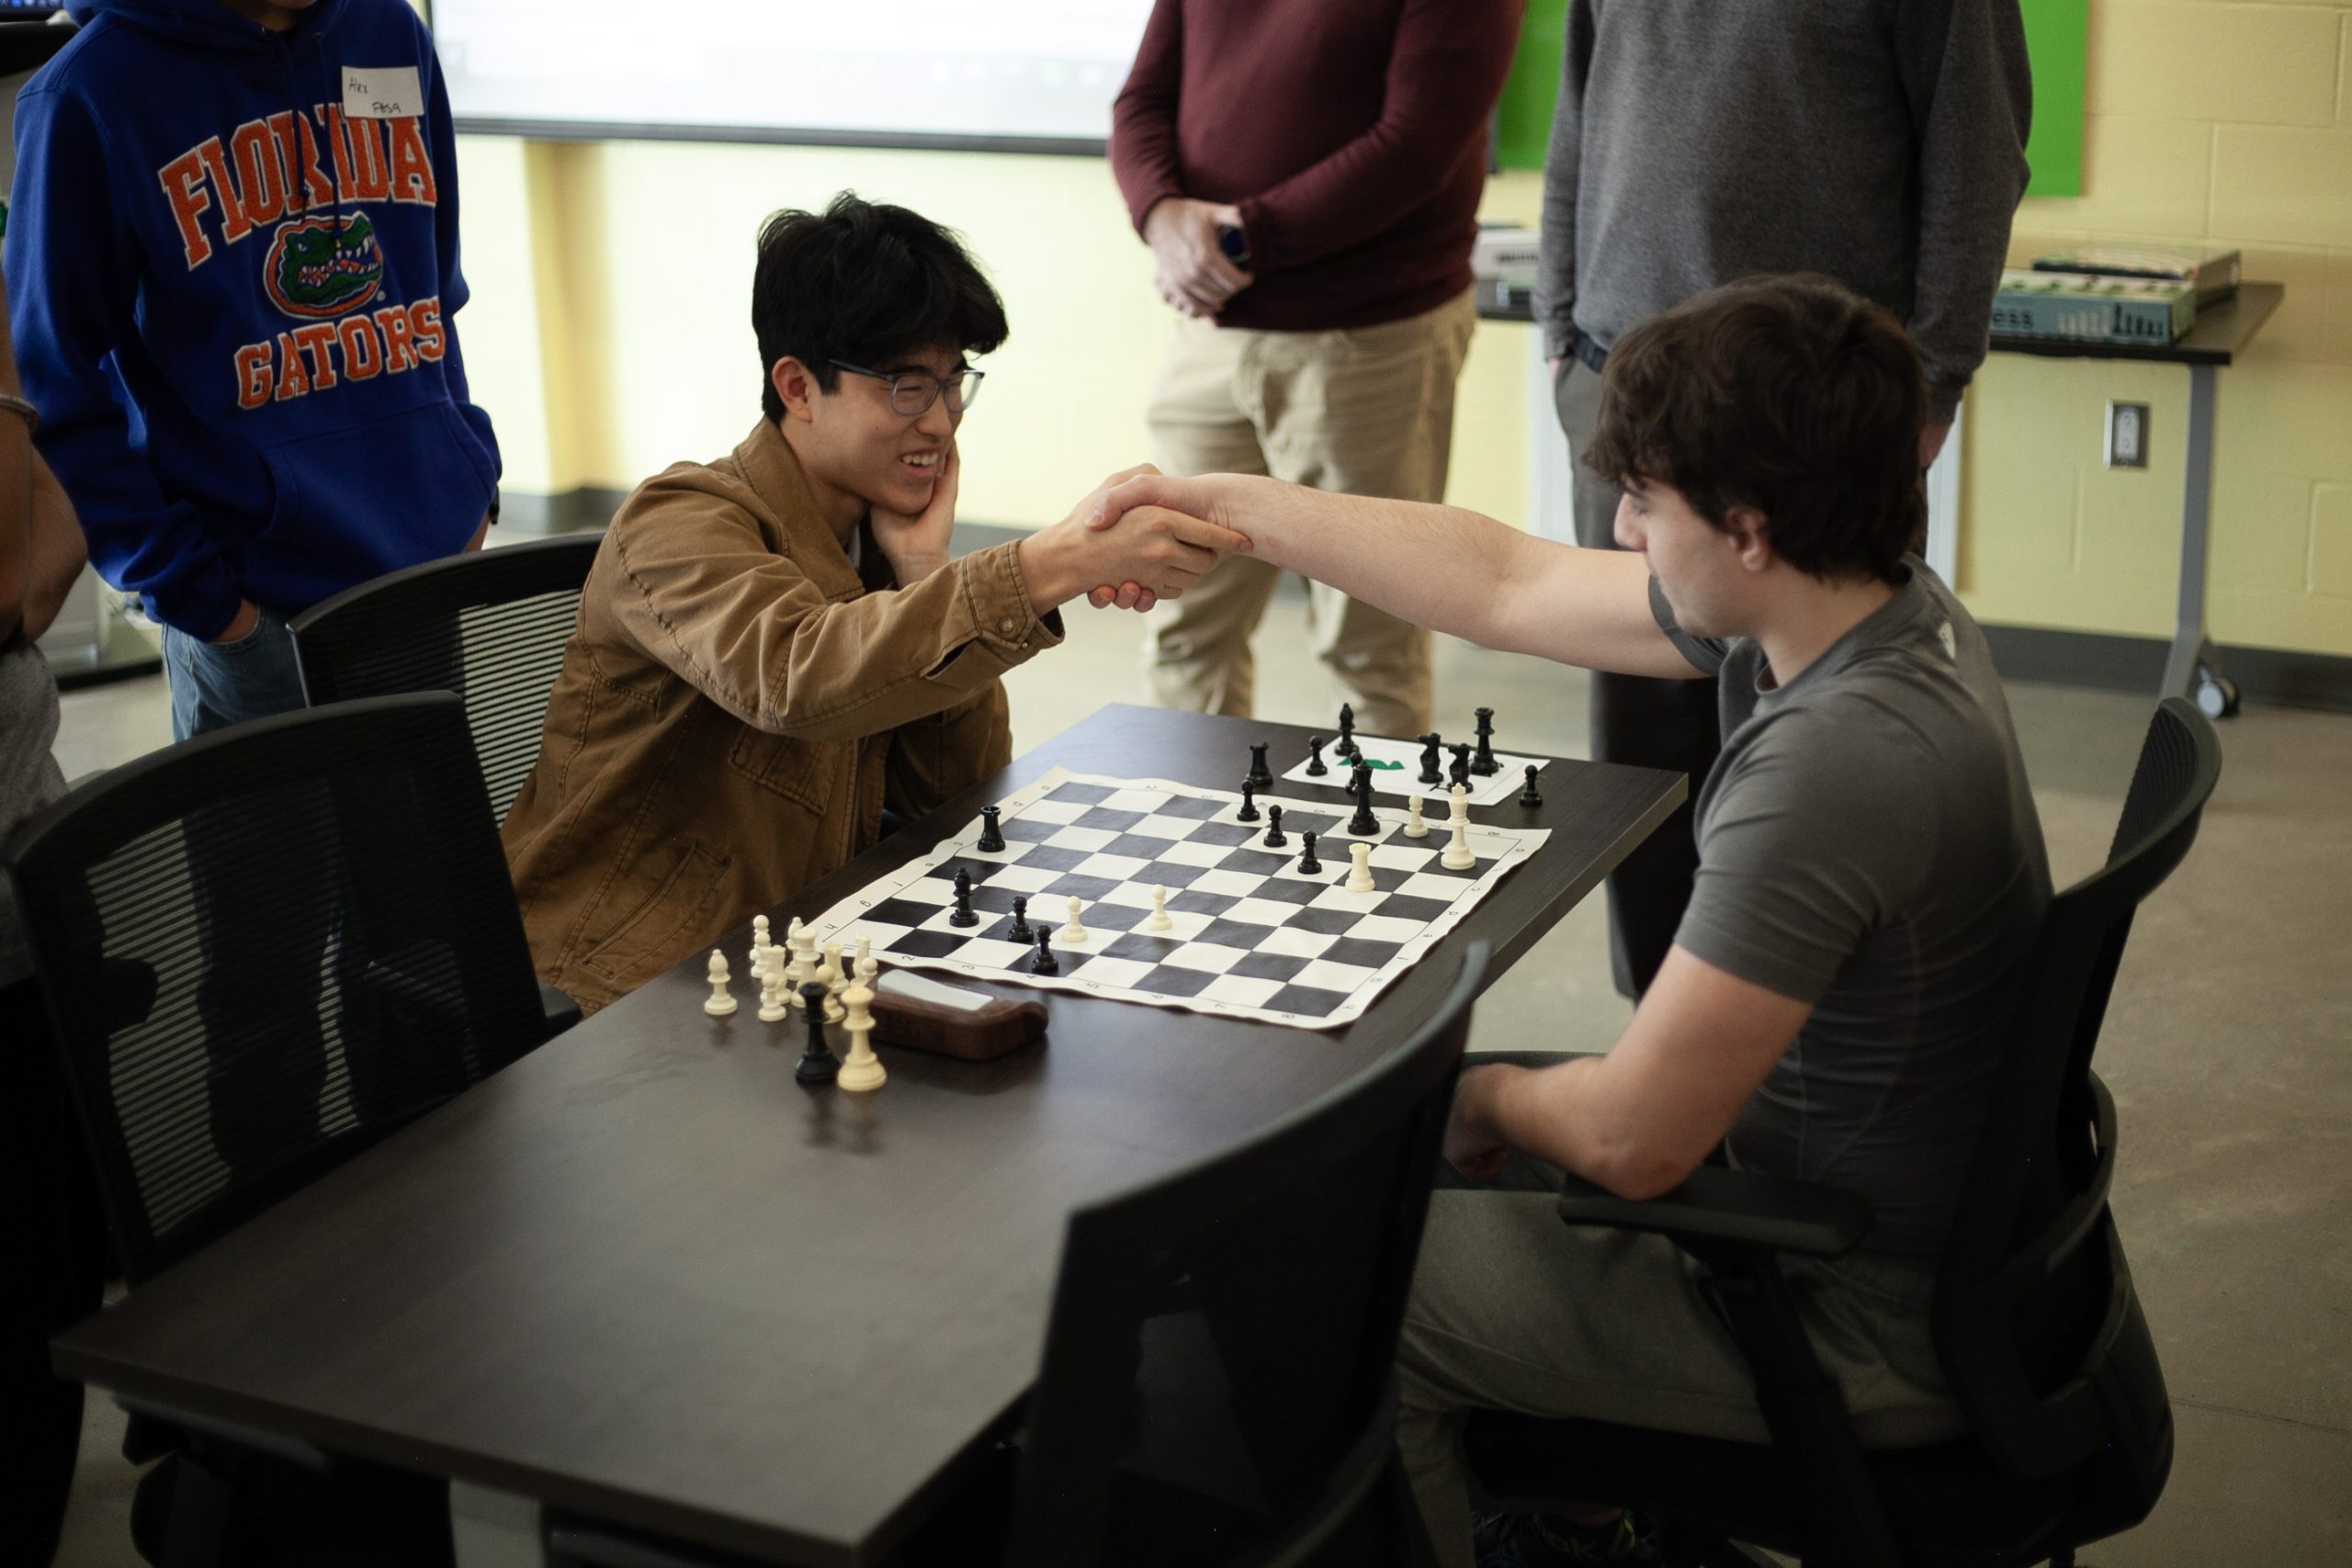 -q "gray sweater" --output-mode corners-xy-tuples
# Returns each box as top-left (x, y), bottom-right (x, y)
(1536, 1), (2031, 423)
